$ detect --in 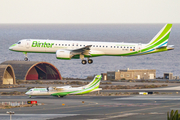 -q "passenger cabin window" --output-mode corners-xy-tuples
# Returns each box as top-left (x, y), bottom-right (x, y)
(127, 47), (129, 48)
(111, 46), (112, 48)
(65, 44), (67, 46)
(72, 44), (74, 46)
(117, 46), (119, 48)
(96, 45), (98, 47)
(80, 45), (82, 47)
(83, 45), (85, 46)
(93, 45), (95, 47)
(106, 46), (108, 48)
(59, 44), (60, 46)
(62, 44), (64, 46)
(68, 44), (70, 46)
(114, 46), (116, 48)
